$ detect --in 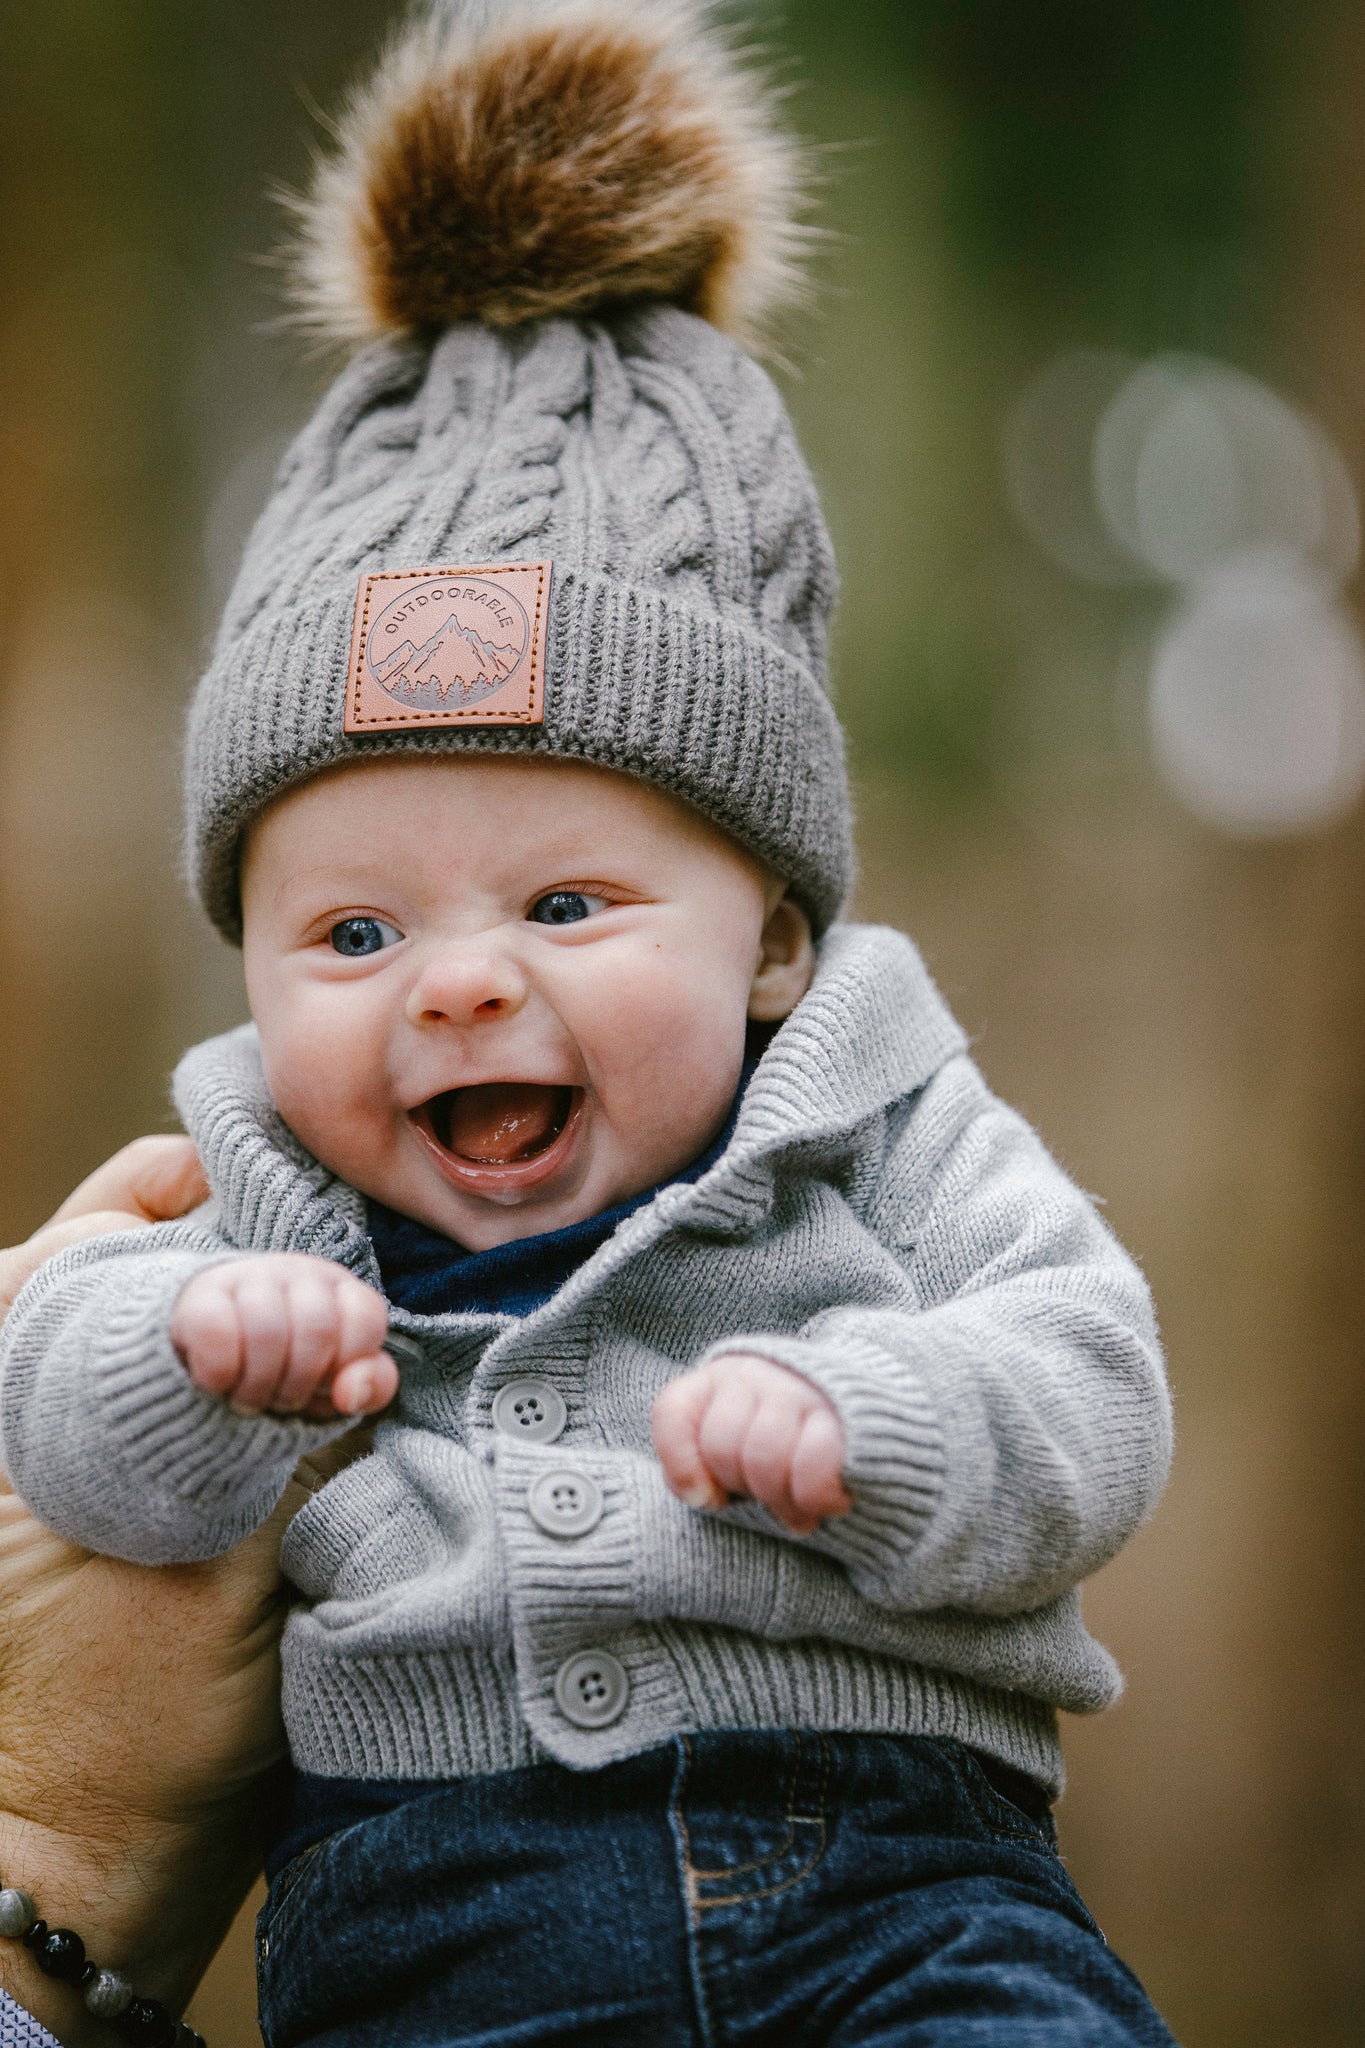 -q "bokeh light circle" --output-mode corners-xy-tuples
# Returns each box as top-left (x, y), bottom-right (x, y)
(1148, 549), (1365, 835)
(1095, 355), (1359, 586)
(1001, 349), (1144, 584)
